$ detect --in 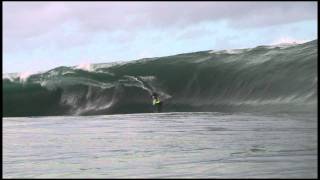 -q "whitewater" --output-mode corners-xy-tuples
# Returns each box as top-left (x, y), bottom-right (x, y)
(3, 40), (317, 178)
